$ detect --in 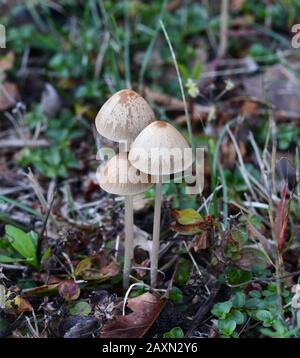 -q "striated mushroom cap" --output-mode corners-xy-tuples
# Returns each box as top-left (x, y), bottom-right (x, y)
(95, 89), (155, 145)
(97, 152), (153, 196)
(128, 121), (193, 176)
